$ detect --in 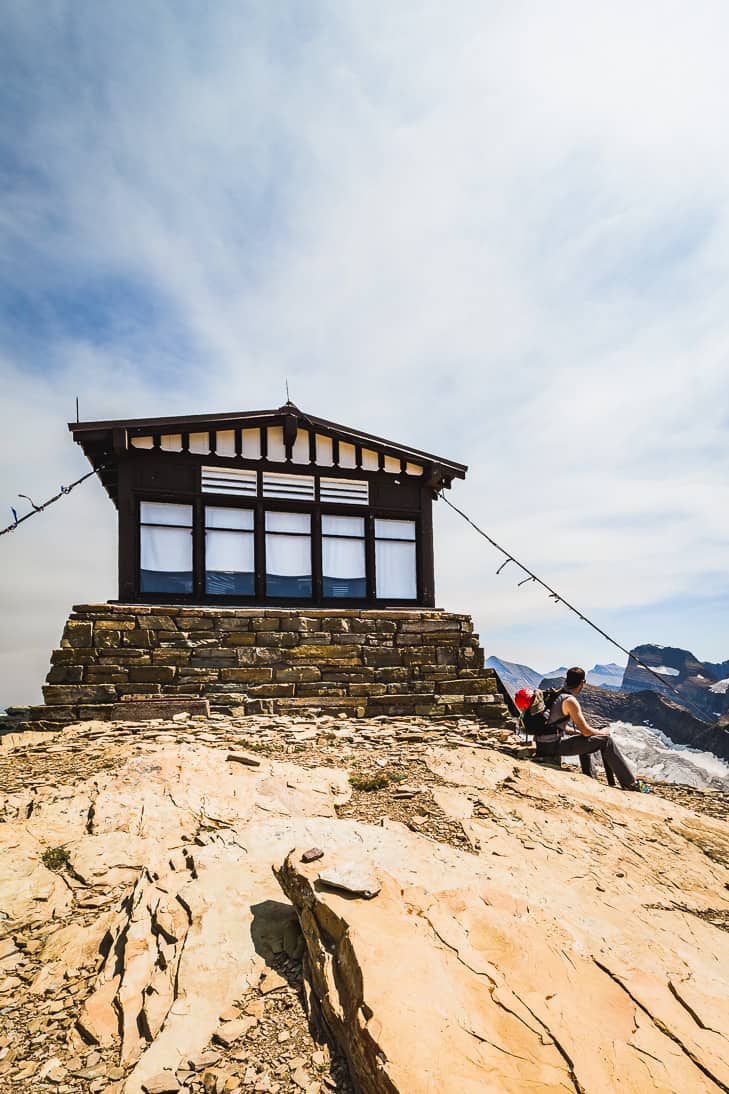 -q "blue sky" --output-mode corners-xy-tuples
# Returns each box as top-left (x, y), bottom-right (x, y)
(1, 1), (729, 703)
